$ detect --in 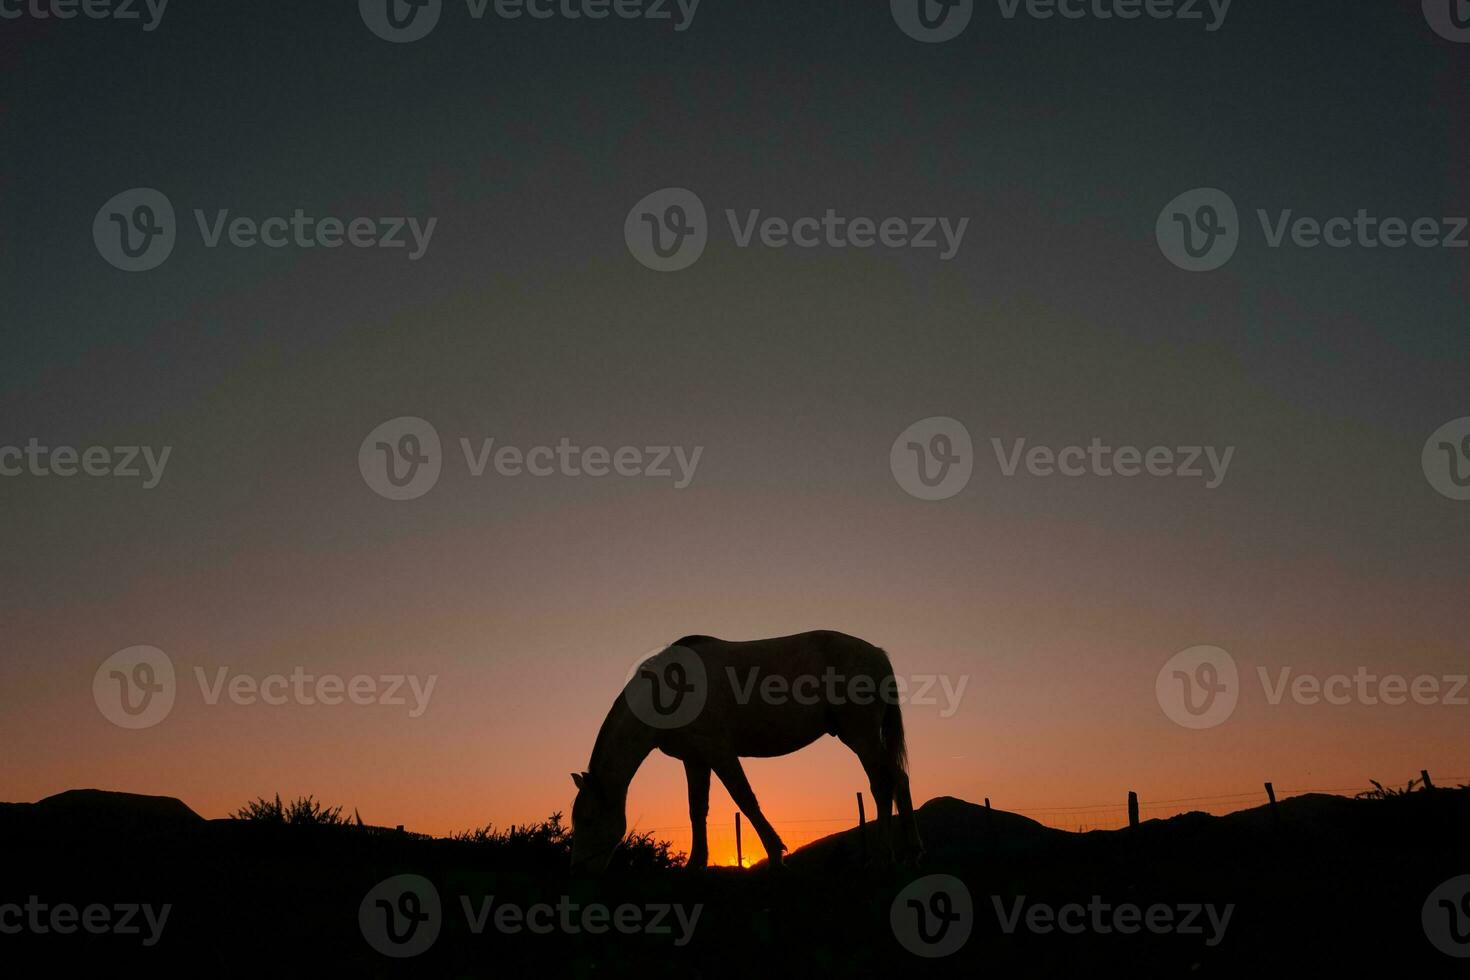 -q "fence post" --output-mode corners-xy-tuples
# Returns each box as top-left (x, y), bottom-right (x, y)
(1127, 791), (1139, 829)
(735, 812), (743, 867)
(1265, 782), (1279, 826)
(1422, 769), (1435, 791)
(857, 791), (867, 864)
